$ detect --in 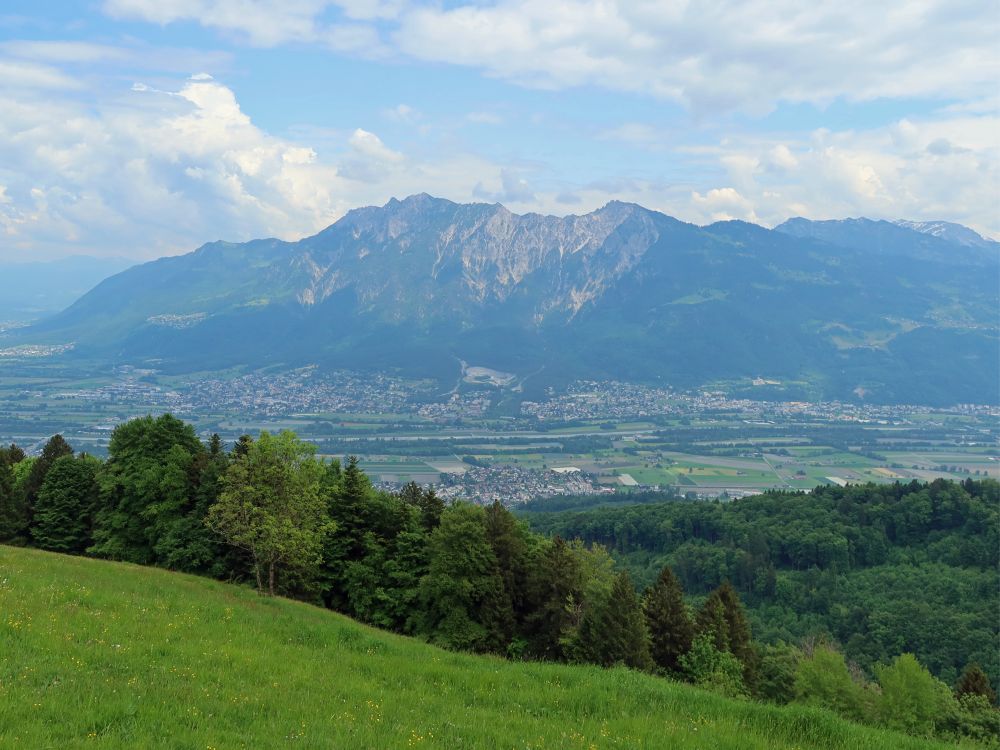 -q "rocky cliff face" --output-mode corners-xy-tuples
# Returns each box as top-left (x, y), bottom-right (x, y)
(14, 195), (999, 404)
